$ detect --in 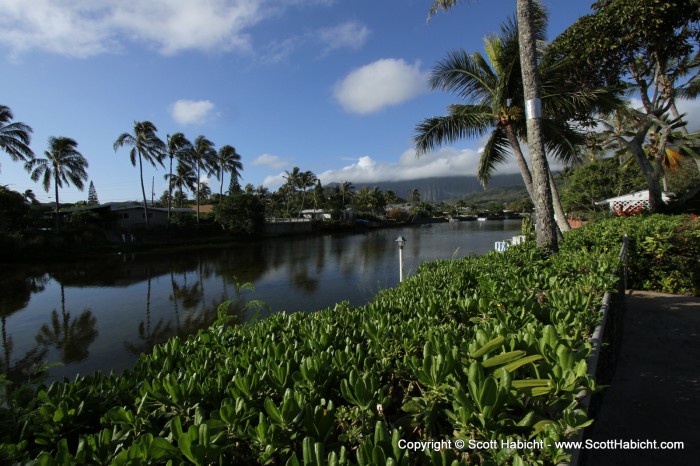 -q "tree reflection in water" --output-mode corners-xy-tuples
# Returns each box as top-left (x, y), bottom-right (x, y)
(1, 271), (50, 385)
(35, 284), (98, 365)
(126, 262), (221, 357)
